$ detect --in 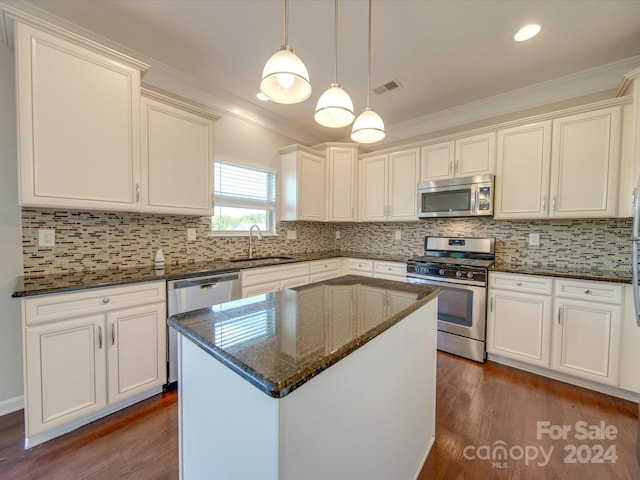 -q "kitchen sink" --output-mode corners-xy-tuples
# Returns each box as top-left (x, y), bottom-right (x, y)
(229, 256), (295, 265)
